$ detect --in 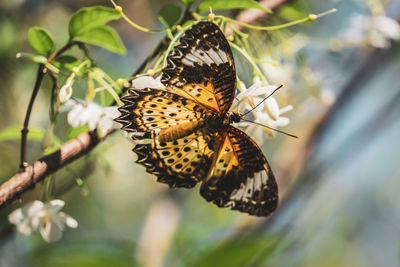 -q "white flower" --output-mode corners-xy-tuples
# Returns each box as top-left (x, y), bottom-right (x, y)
(67, 100), (103, 130)
(341, 14), (400, 49)
(231, 80), (293, 145)
(59, 77), (74, 103)
(8, 200), (78, 243)
(65, 100), (119, 136)
(97, 106), (120, 138)
(131, 76), (165, 89)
